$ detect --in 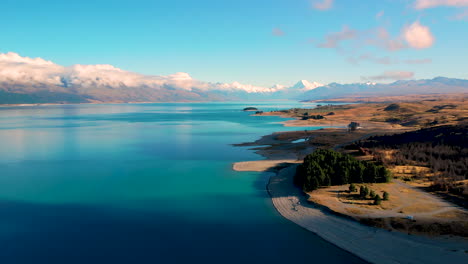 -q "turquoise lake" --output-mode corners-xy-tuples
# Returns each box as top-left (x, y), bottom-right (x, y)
(0, 102), (364, 263)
